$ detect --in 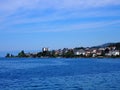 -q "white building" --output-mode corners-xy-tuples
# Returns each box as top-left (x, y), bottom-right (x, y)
(105, 50), (120, 56)
(74, 49), (85, 56)
(112, 50), (120, 56)
(42, 47), (49, 52)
